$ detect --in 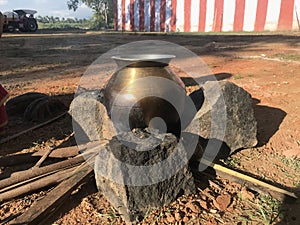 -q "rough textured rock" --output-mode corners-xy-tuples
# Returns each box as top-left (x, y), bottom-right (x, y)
(69, 89), (116, 144)
(94, 129), (196, 224)
(185, 81), (257, 153)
